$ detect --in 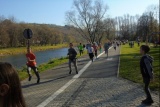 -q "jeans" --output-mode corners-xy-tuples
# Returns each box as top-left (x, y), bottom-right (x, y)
(143, 77), (152, 100)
